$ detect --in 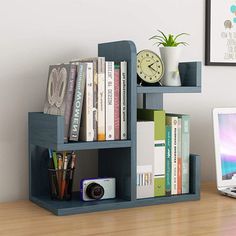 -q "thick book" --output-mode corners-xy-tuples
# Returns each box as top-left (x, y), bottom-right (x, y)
(69, 63), (86, 141)
(120, 61), (127, 140)
(177, 117), (182, 194)
(79, 62), (94, 141)
(181, 115), (190, 194)
(166, 115), (178, 195)
(137, 121), (155, 199)
(97, 57), (106, 141)
(105, 61), (115, 140)
(79, 58), (99, 141)
(138, 109), (166, 197)
(44, 63), (77, 142)
(165, 125), (172, 196)
(114, 63), (121, 140)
